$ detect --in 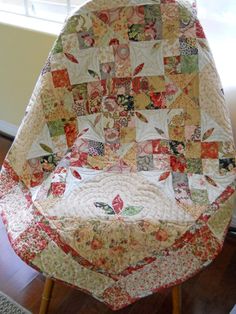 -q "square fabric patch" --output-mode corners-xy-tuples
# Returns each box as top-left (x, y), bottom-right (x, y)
(68, 48), (100, 84)
(201, 142), (219, 159)
(52, 69), (71, 88)
(130, 41), (164, 76)
(137, 155), (154, 171)
(191, 189), (209, 205)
